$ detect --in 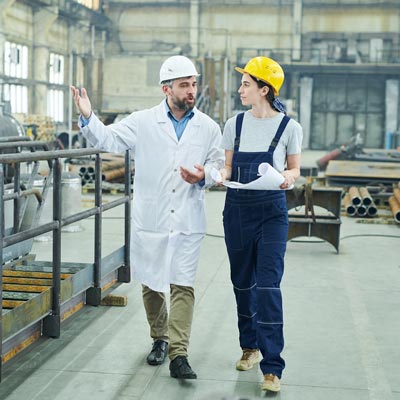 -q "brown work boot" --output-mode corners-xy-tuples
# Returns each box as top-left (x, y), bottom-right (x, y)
(235, 348), (260, 371)
(261, 373), (281, 392)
